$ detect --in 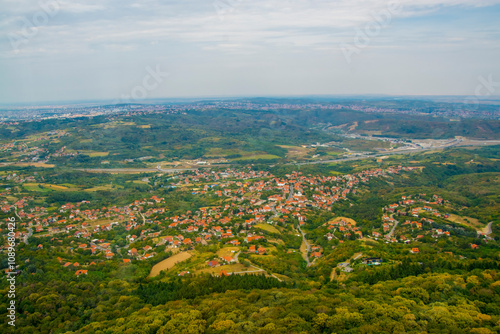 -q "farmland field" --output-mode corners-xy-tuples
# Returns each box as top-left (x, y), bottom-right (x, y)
(148, 252), (192, 277)
(255, 223), (281, 234)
